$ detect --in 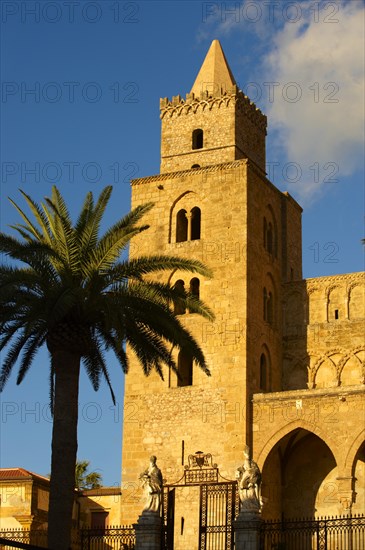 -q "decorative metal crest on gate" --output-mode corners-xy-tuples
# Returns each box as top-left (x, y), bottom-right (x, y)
(184, 451), (219, 484)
